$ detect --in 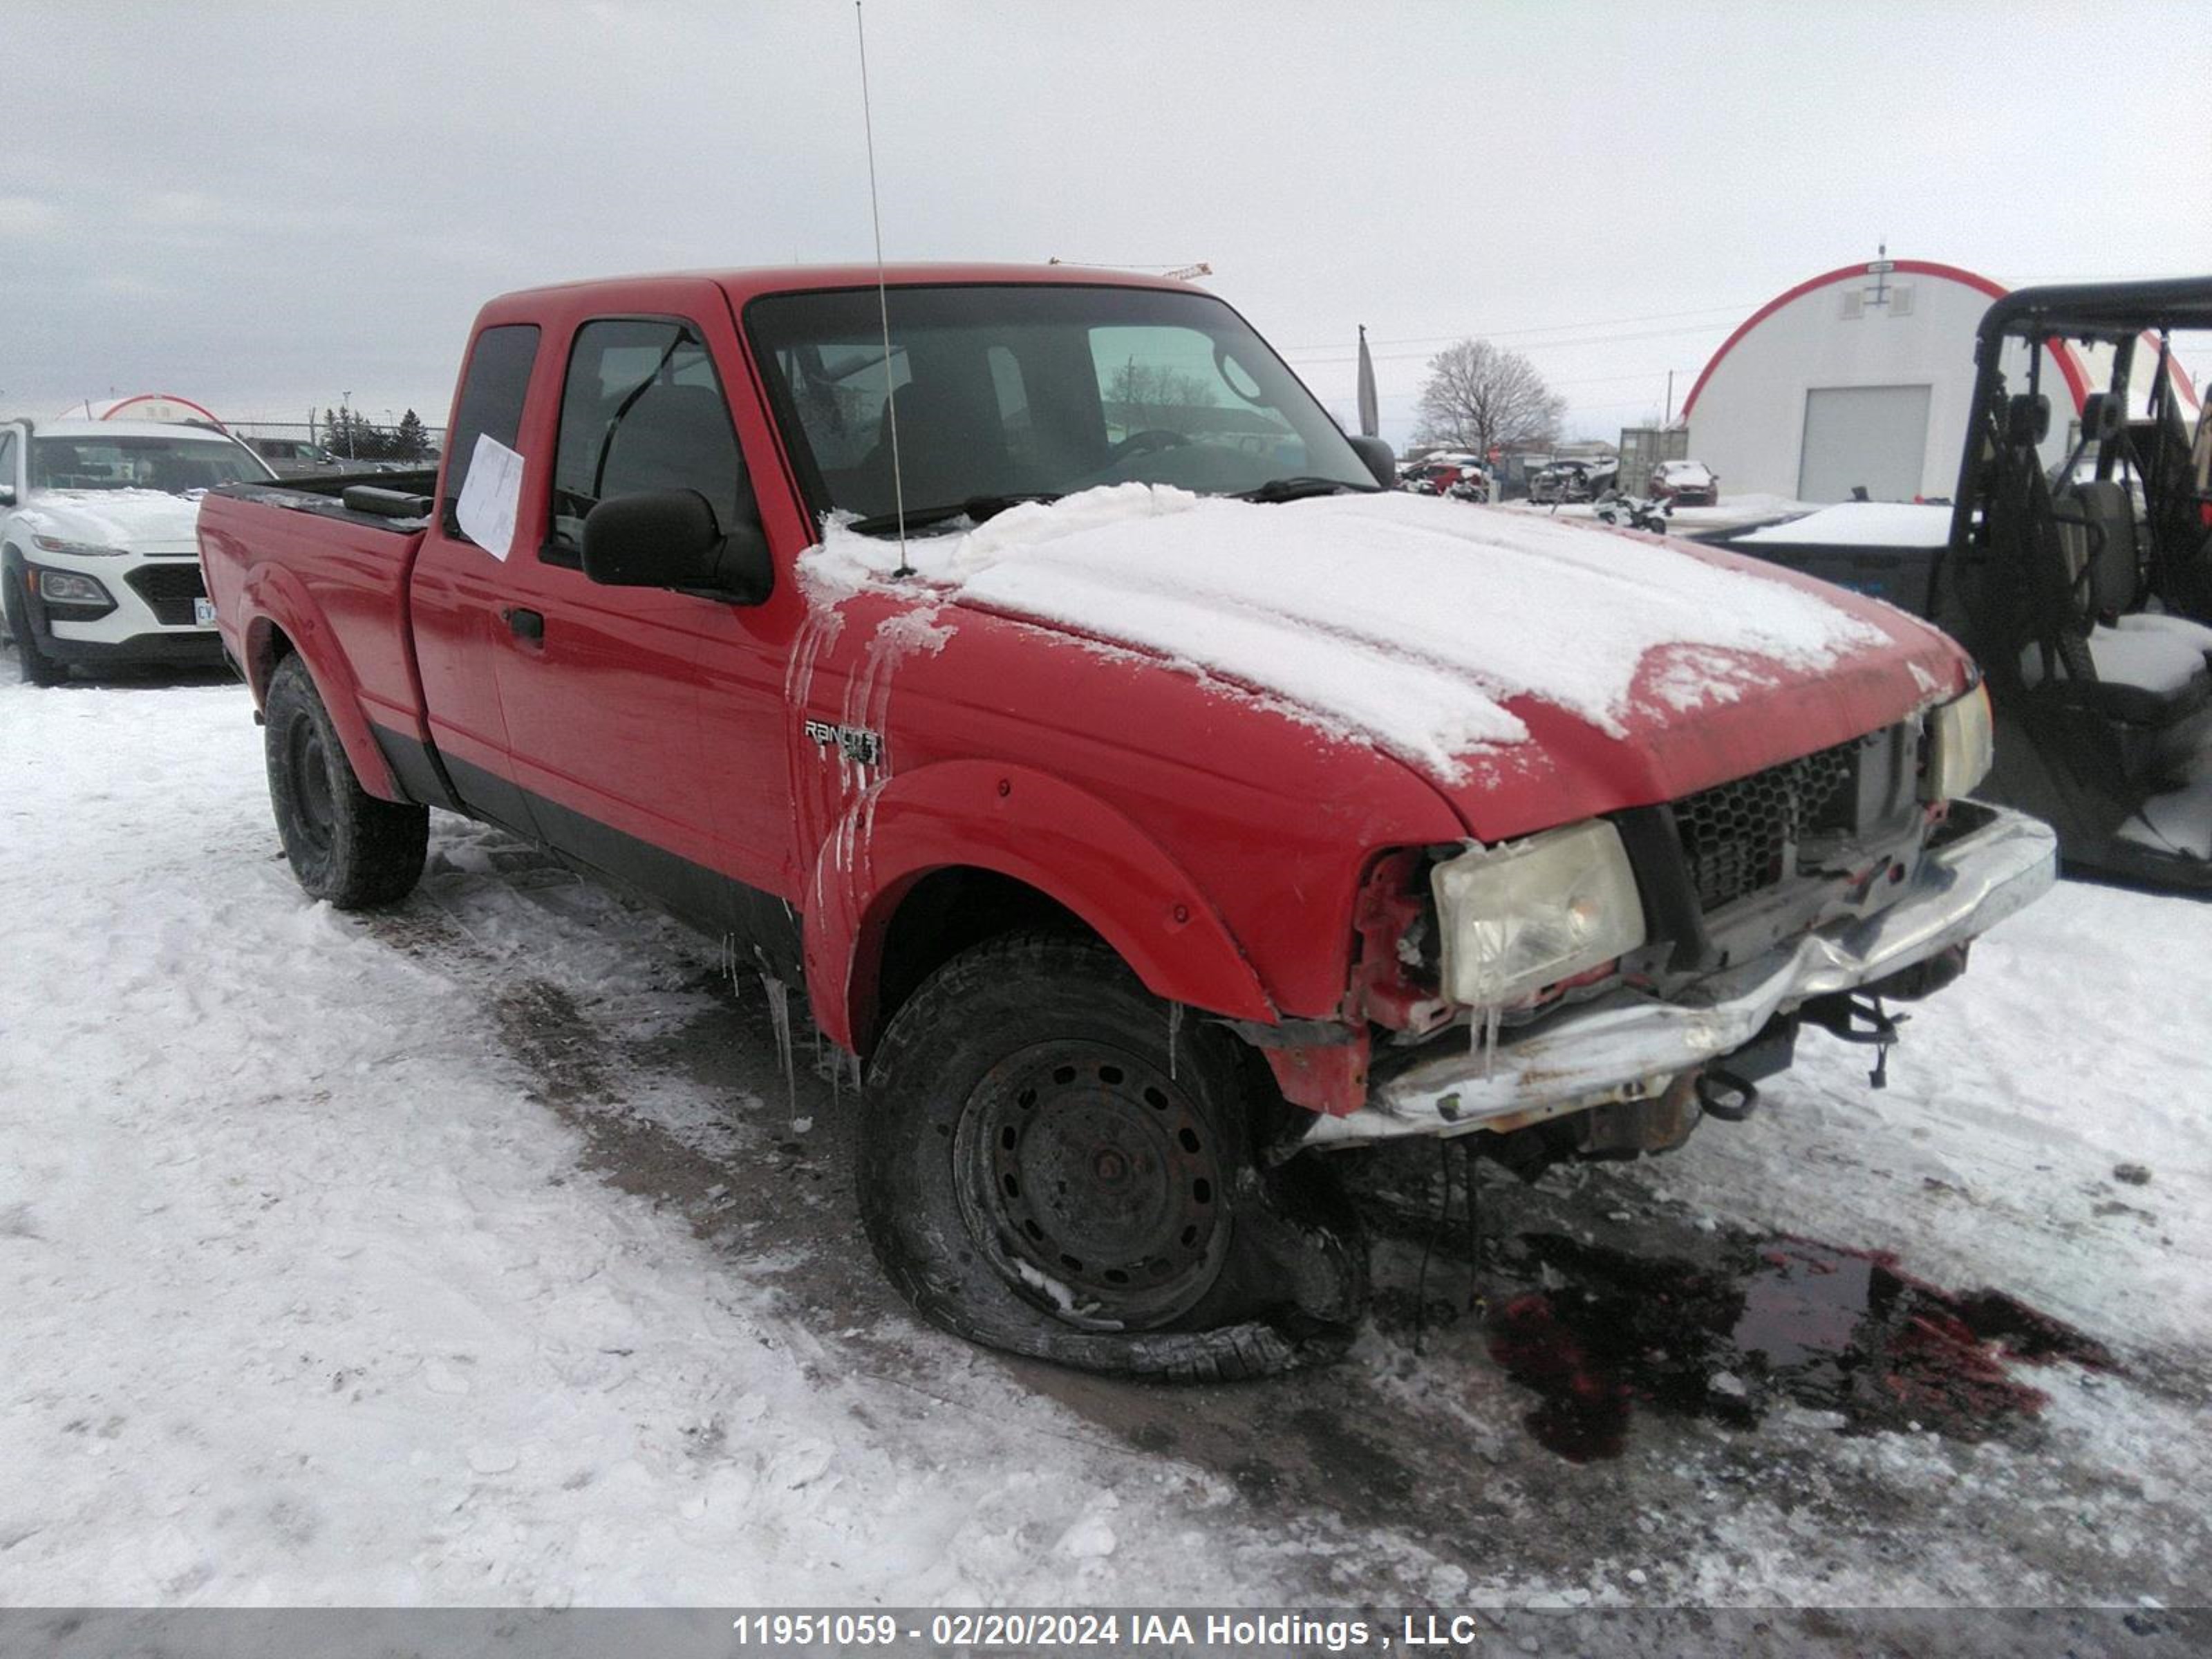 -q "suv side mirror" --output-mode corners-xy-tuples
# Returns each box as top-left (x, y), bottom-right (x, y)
(1347, 433), (1396, 487)
(582, 489), (774, 606)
